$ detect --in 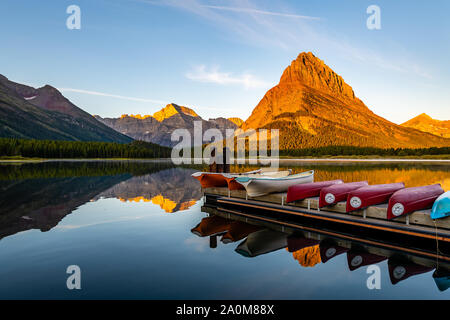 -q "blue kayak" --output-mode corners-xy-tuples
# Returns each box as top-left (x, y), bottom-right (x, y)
(433, 269), (450, 292)
(431, 191), (450, 219)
